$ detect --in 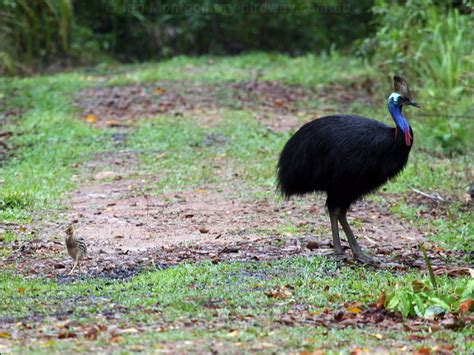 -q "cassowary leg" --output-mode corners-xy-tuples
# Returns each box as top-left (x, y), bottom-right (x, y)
(338, 209), (374, 264)
(329, 208), (345, 256)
